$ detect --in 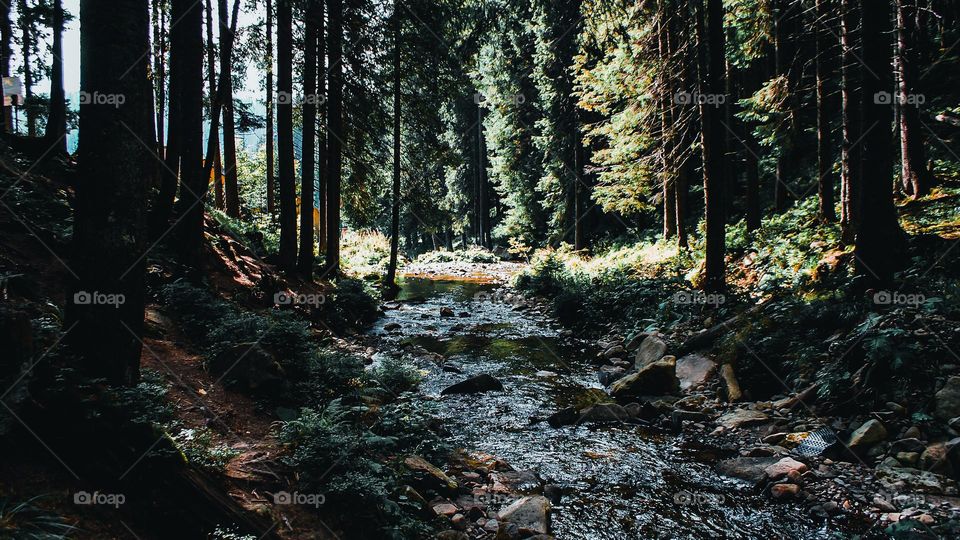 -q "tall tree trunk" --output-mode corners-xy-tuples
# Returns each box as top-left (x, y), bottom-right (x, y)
(816, 0), (836, 221)
(573, 121), (586, 250)
(45, 0), (67, 153)
(316, 0), (326, 254)
(220, 0), (241, 217)
(386, 4), (401, 288)
(205, 0), (224, 210)
(855, 0), (905, 287)
(19, 0), (34, 137)
(170, 0), (205, 271)
(698, 0), (727, 292)
(69, 0), (157, 385)
(897, 0), (933, 198)
(0, 2), (11, 133)
(298, 0), (319, 276)
(153, 0), (166, 159)
(773, 0), (796, 212)
(658, 4), (677, 241)
(277, 0), (297, 272)
(840, 0), (862, 244)
(265, 0), (275, 214)
(324, 0), (342, 275)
